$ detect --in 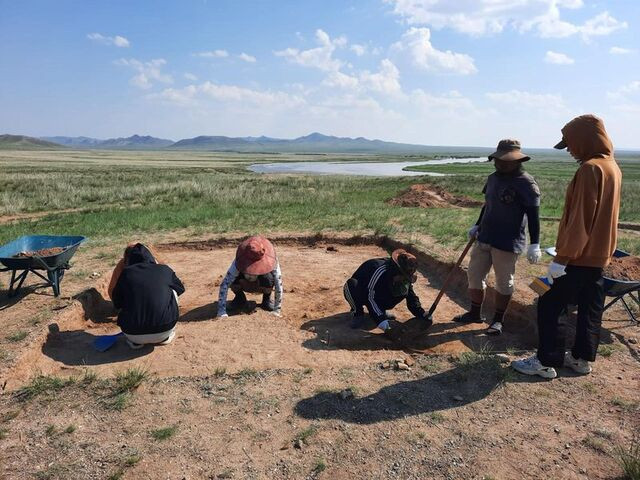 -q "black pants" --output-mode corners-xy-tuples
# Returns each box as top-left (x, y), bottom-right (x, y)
(231, 274), (275, 295)
(343, 278), (364, 315)
(537, 265), (605, 367)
